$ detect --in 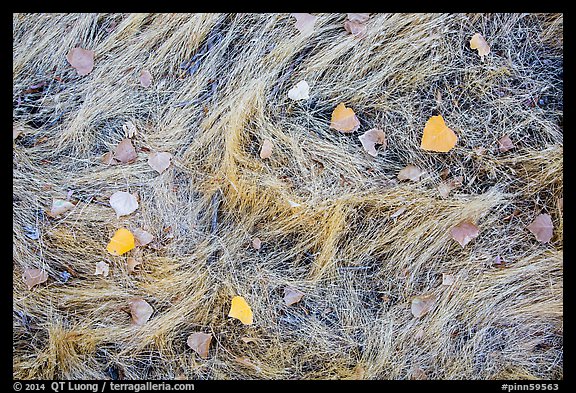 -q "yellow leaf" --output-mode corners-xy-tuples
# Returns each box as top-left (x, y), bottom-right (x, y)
(420, 115), (457, 152)
(106, 228), (135, 256)
(470, 33), (490, 58)
(330, 103), (360, 133)
(228, 295), (253, 325)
